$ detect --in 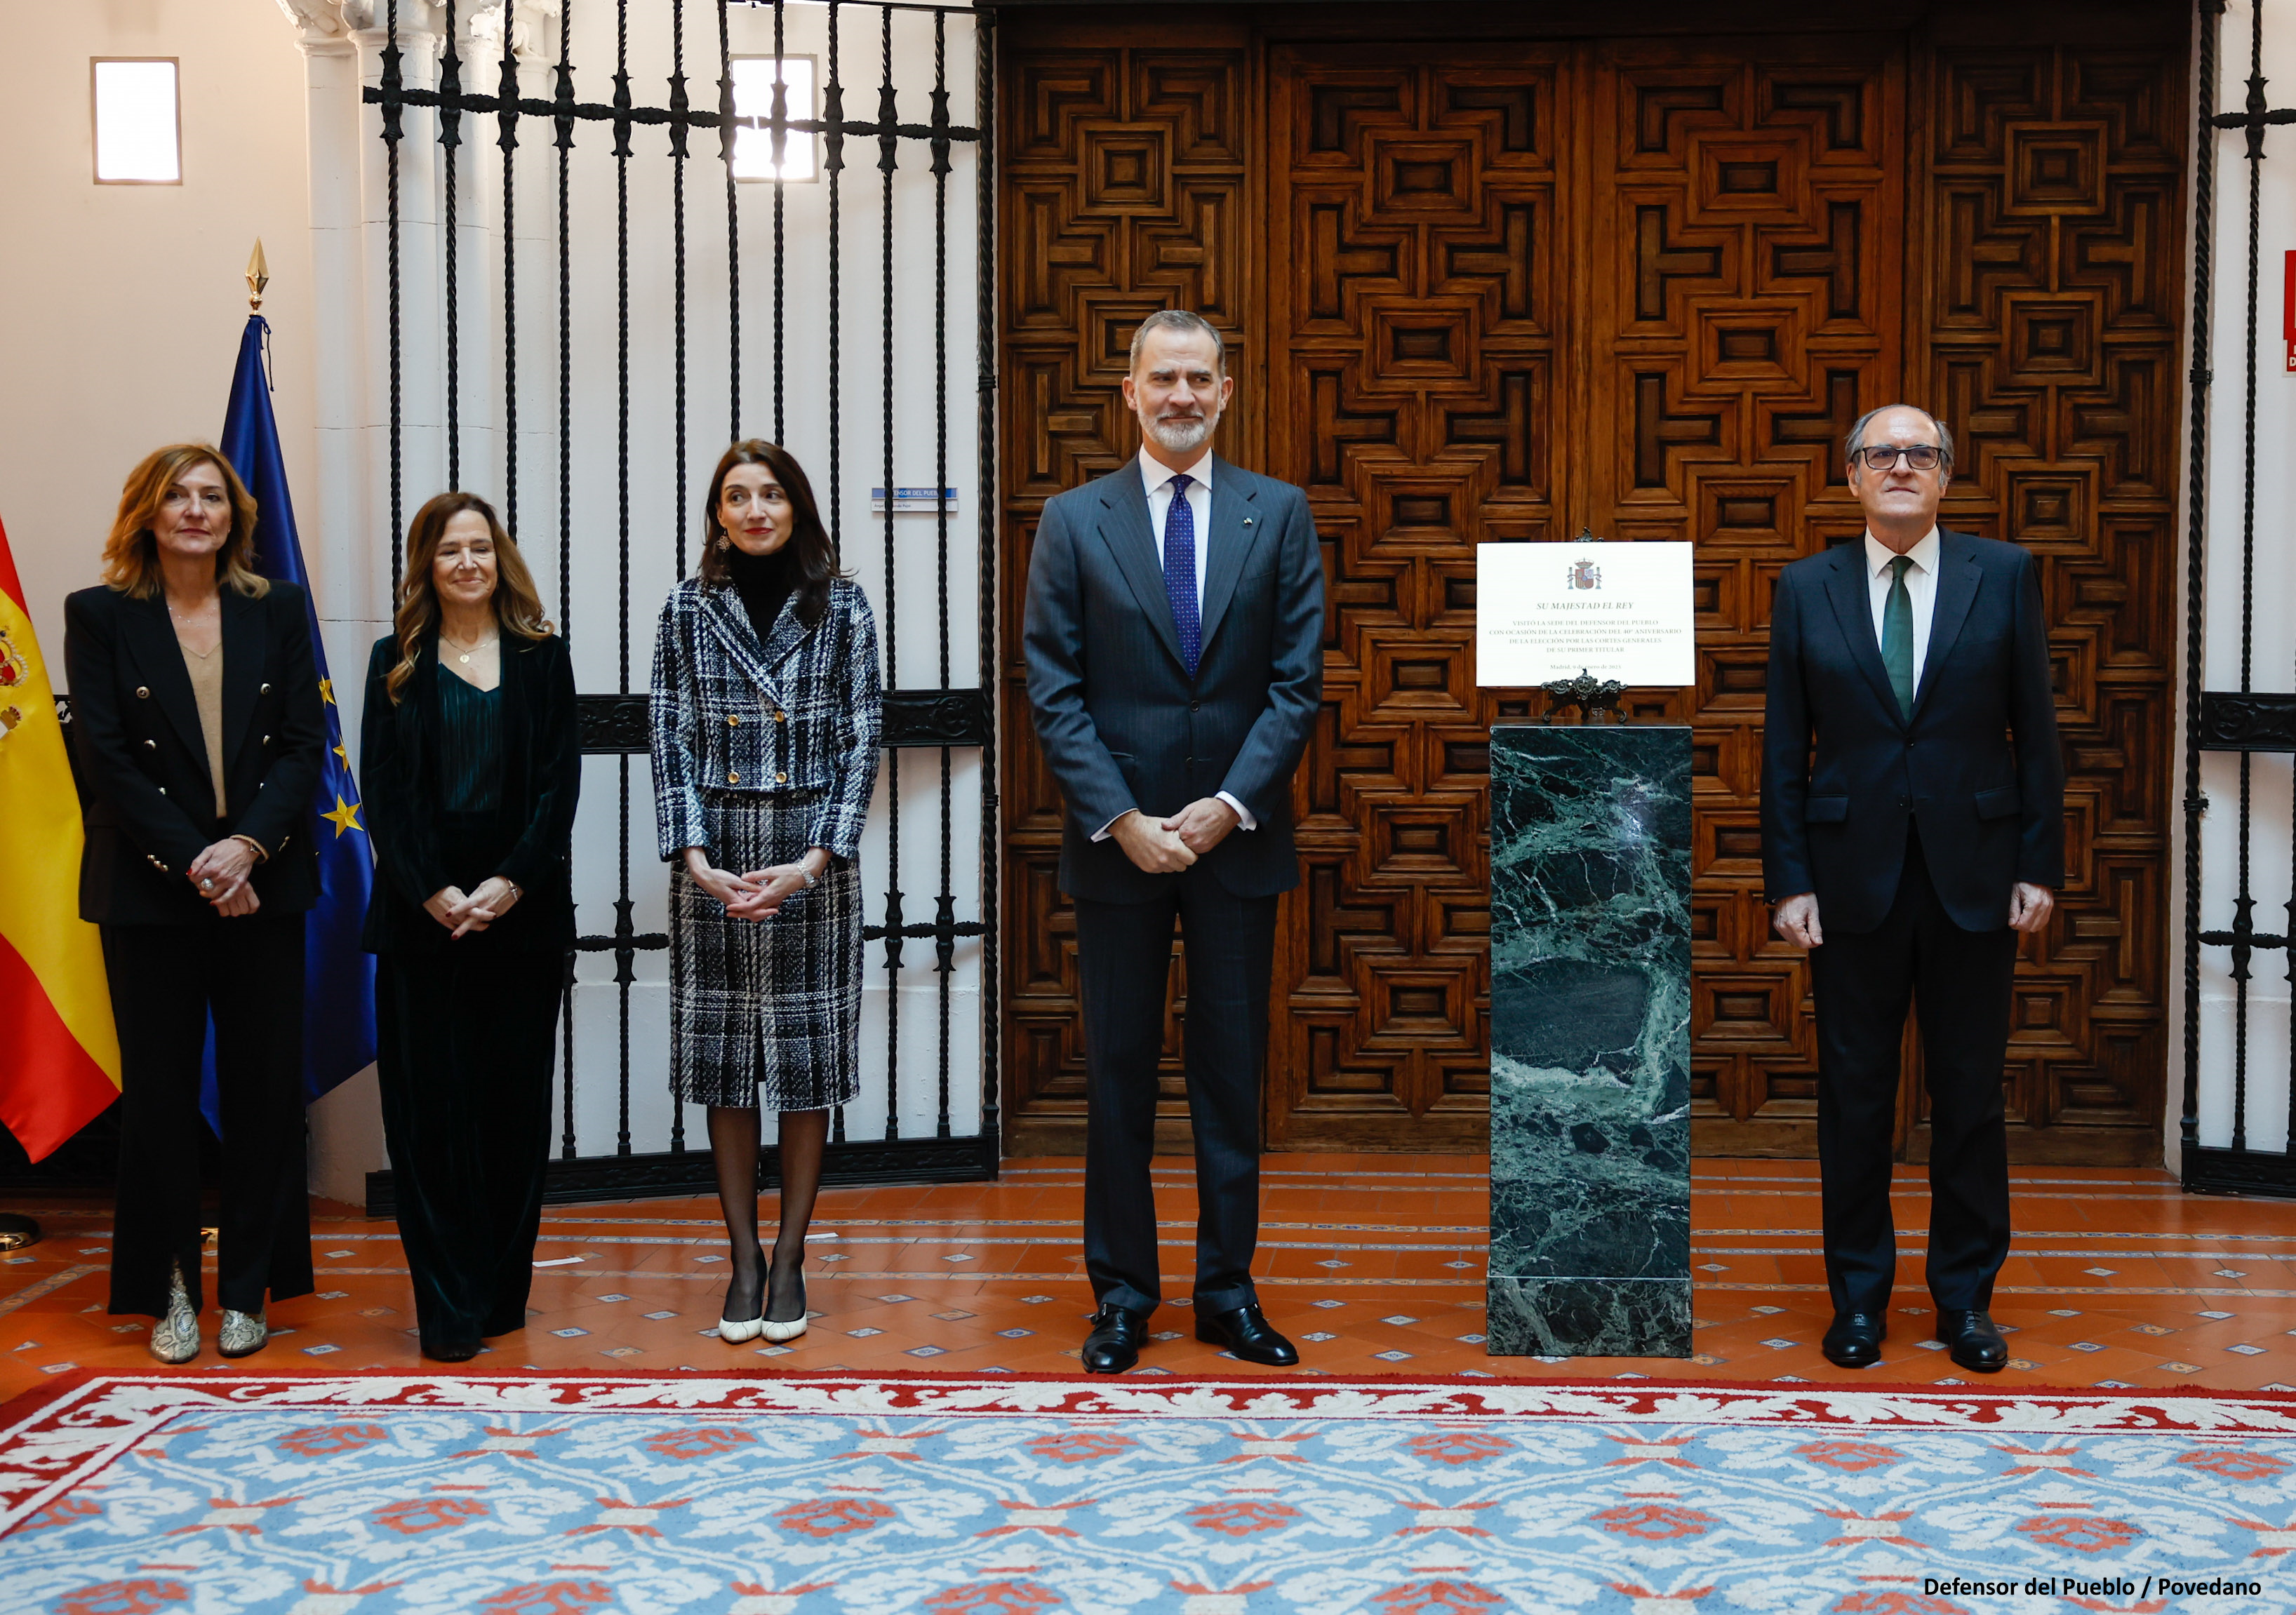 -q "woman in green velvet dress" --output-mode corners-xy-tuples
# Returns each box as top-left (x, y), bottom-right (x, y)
(360, 492), (580, 1362)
